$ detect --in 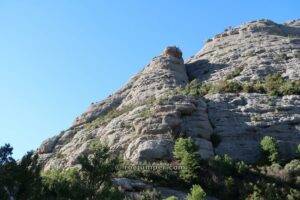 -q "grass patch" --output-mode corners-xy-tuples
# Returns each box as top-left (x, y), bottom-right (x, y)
(225, 66), (244, 80)
(139, 107), (152, 119)
(251, 73), (300, 96)
(180, 73), (300, 97)
(210, 80), (244, 93)
(251, 114), (263, 121)
(176, 79), (211, 96)
(84, 105), (136, 129)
